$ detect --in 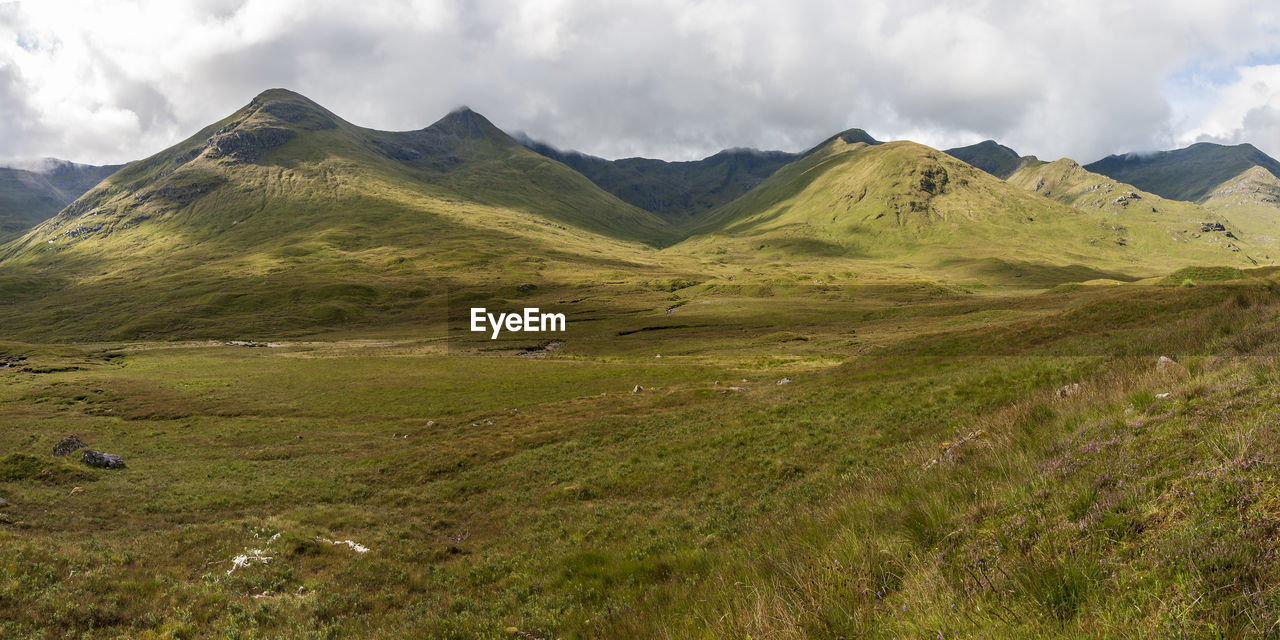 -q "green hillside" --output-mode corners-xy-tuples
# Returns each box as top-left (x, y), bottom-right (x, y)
(521, 139), (797, 225)
(1085, 142), (1280, 202)
(1199, 165), (1280, 245)
(0, 89), (680, 340)
(0, 161), (121, 238)
(1005, 157), (1265, 261)
(10, 89), (1280, 639)
(944, 139), (1029, 178)
(674, 138), (1257, 286)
